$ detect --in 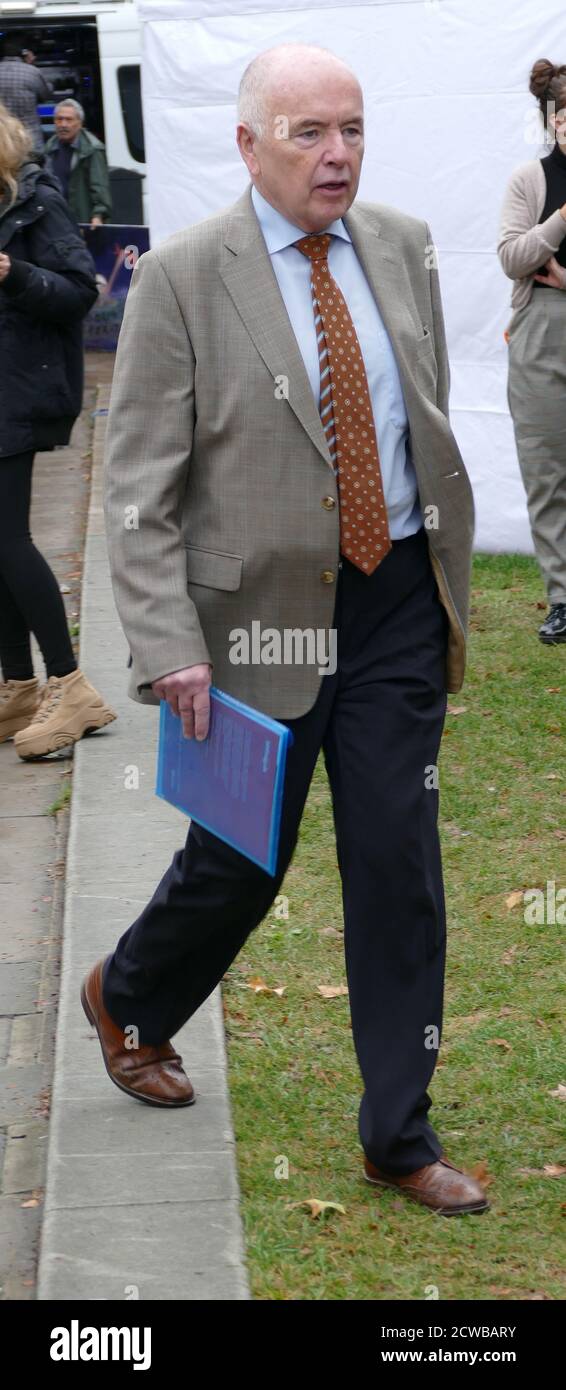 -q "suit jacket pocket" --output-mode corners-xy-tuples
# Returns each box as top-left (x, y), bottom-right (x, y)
(415, 338), (438, 397)
(184, 544), (243, 591)
(415, 328), (435, 359)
